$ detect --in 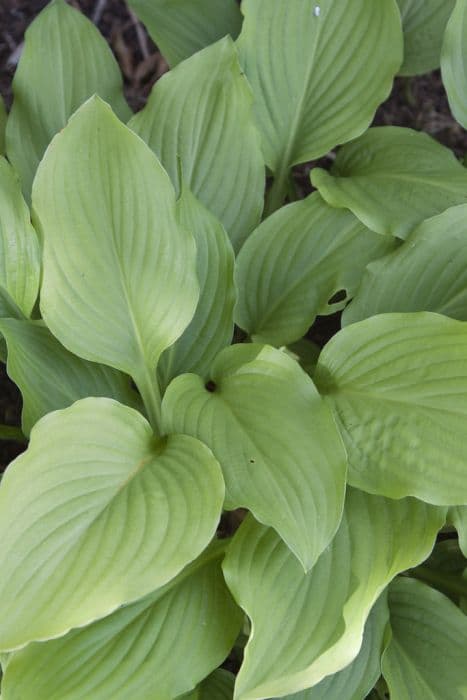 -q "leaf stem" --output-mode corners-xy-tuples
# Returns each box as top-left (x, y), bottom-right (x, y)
(0, 424), (28, 444)
(134, 364), (162, 435)
(264, 160), (290, 217)
(408, 566), (467, 600)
